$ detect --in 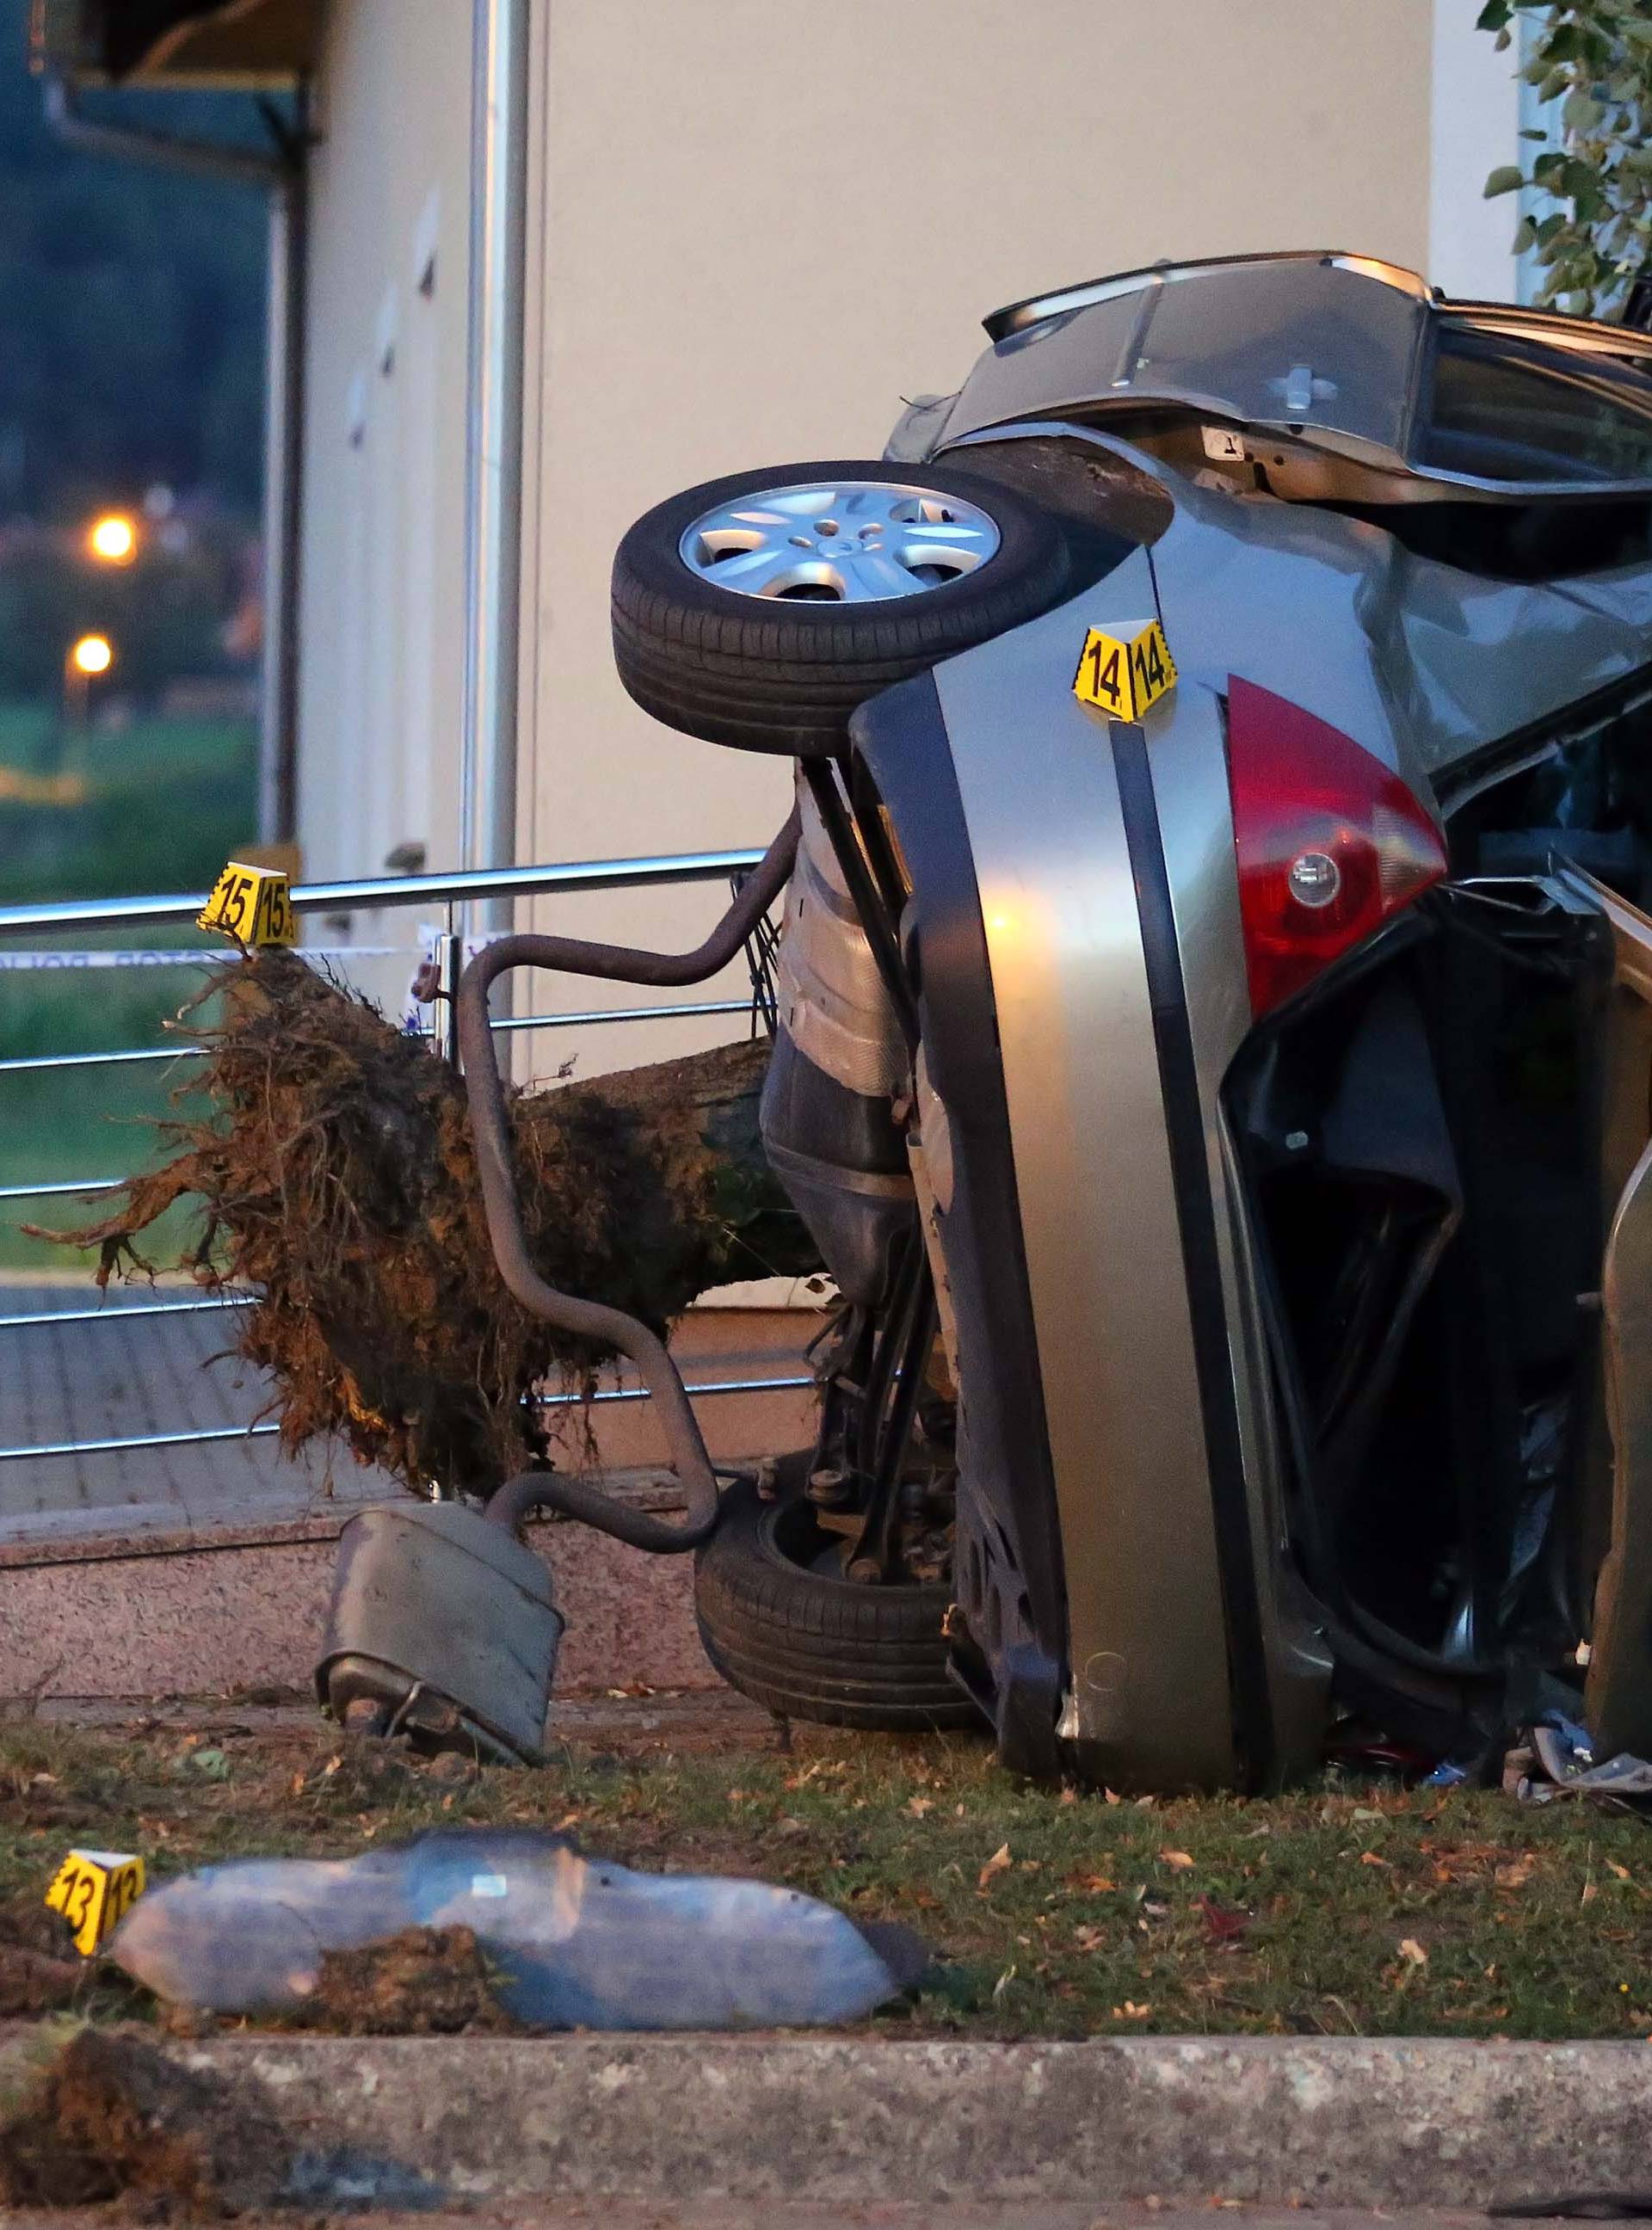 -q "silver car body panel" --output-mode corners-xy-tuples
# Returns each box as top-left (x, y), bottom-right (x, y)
(922, 416), (1652, 1780)
(947, 424), (1652, 792)
(929, 251), (1652, 498)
